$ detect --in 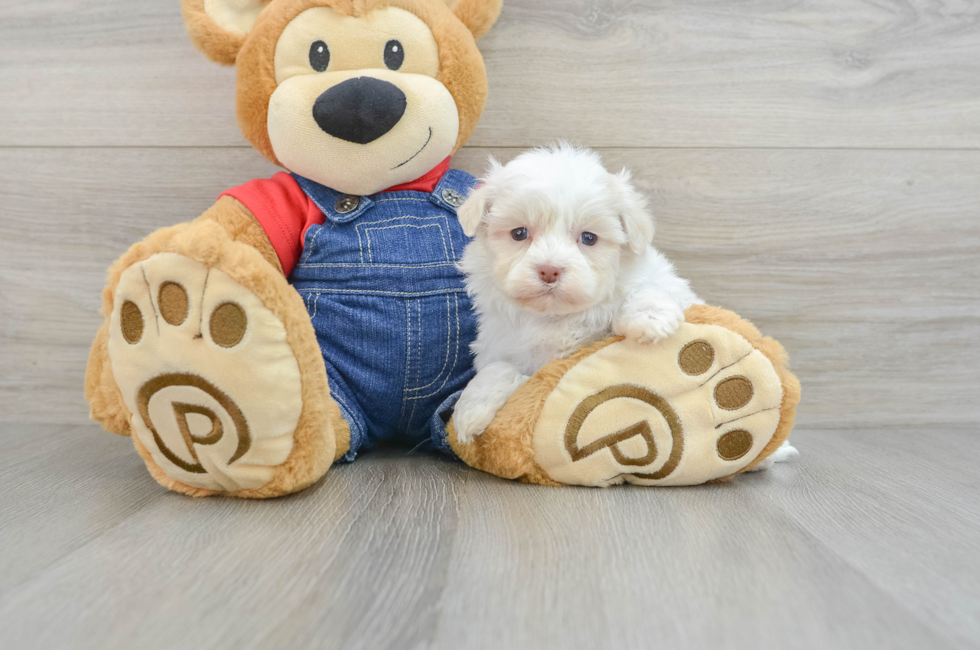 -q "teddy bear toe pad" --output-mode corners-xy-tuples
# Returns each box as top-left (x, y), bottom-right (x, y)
(532, 323), (784, 487)
(108, 253), (304, 492)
